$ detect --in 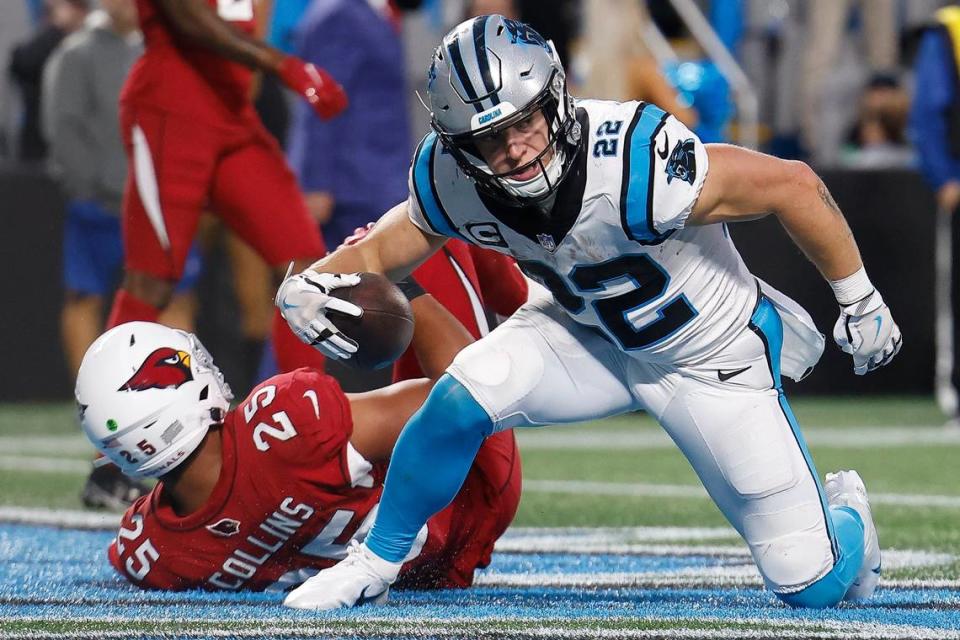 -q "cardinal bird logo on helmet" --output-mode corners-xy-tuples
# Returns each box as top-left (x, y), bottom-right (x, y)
(119, 347), (193, 392)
